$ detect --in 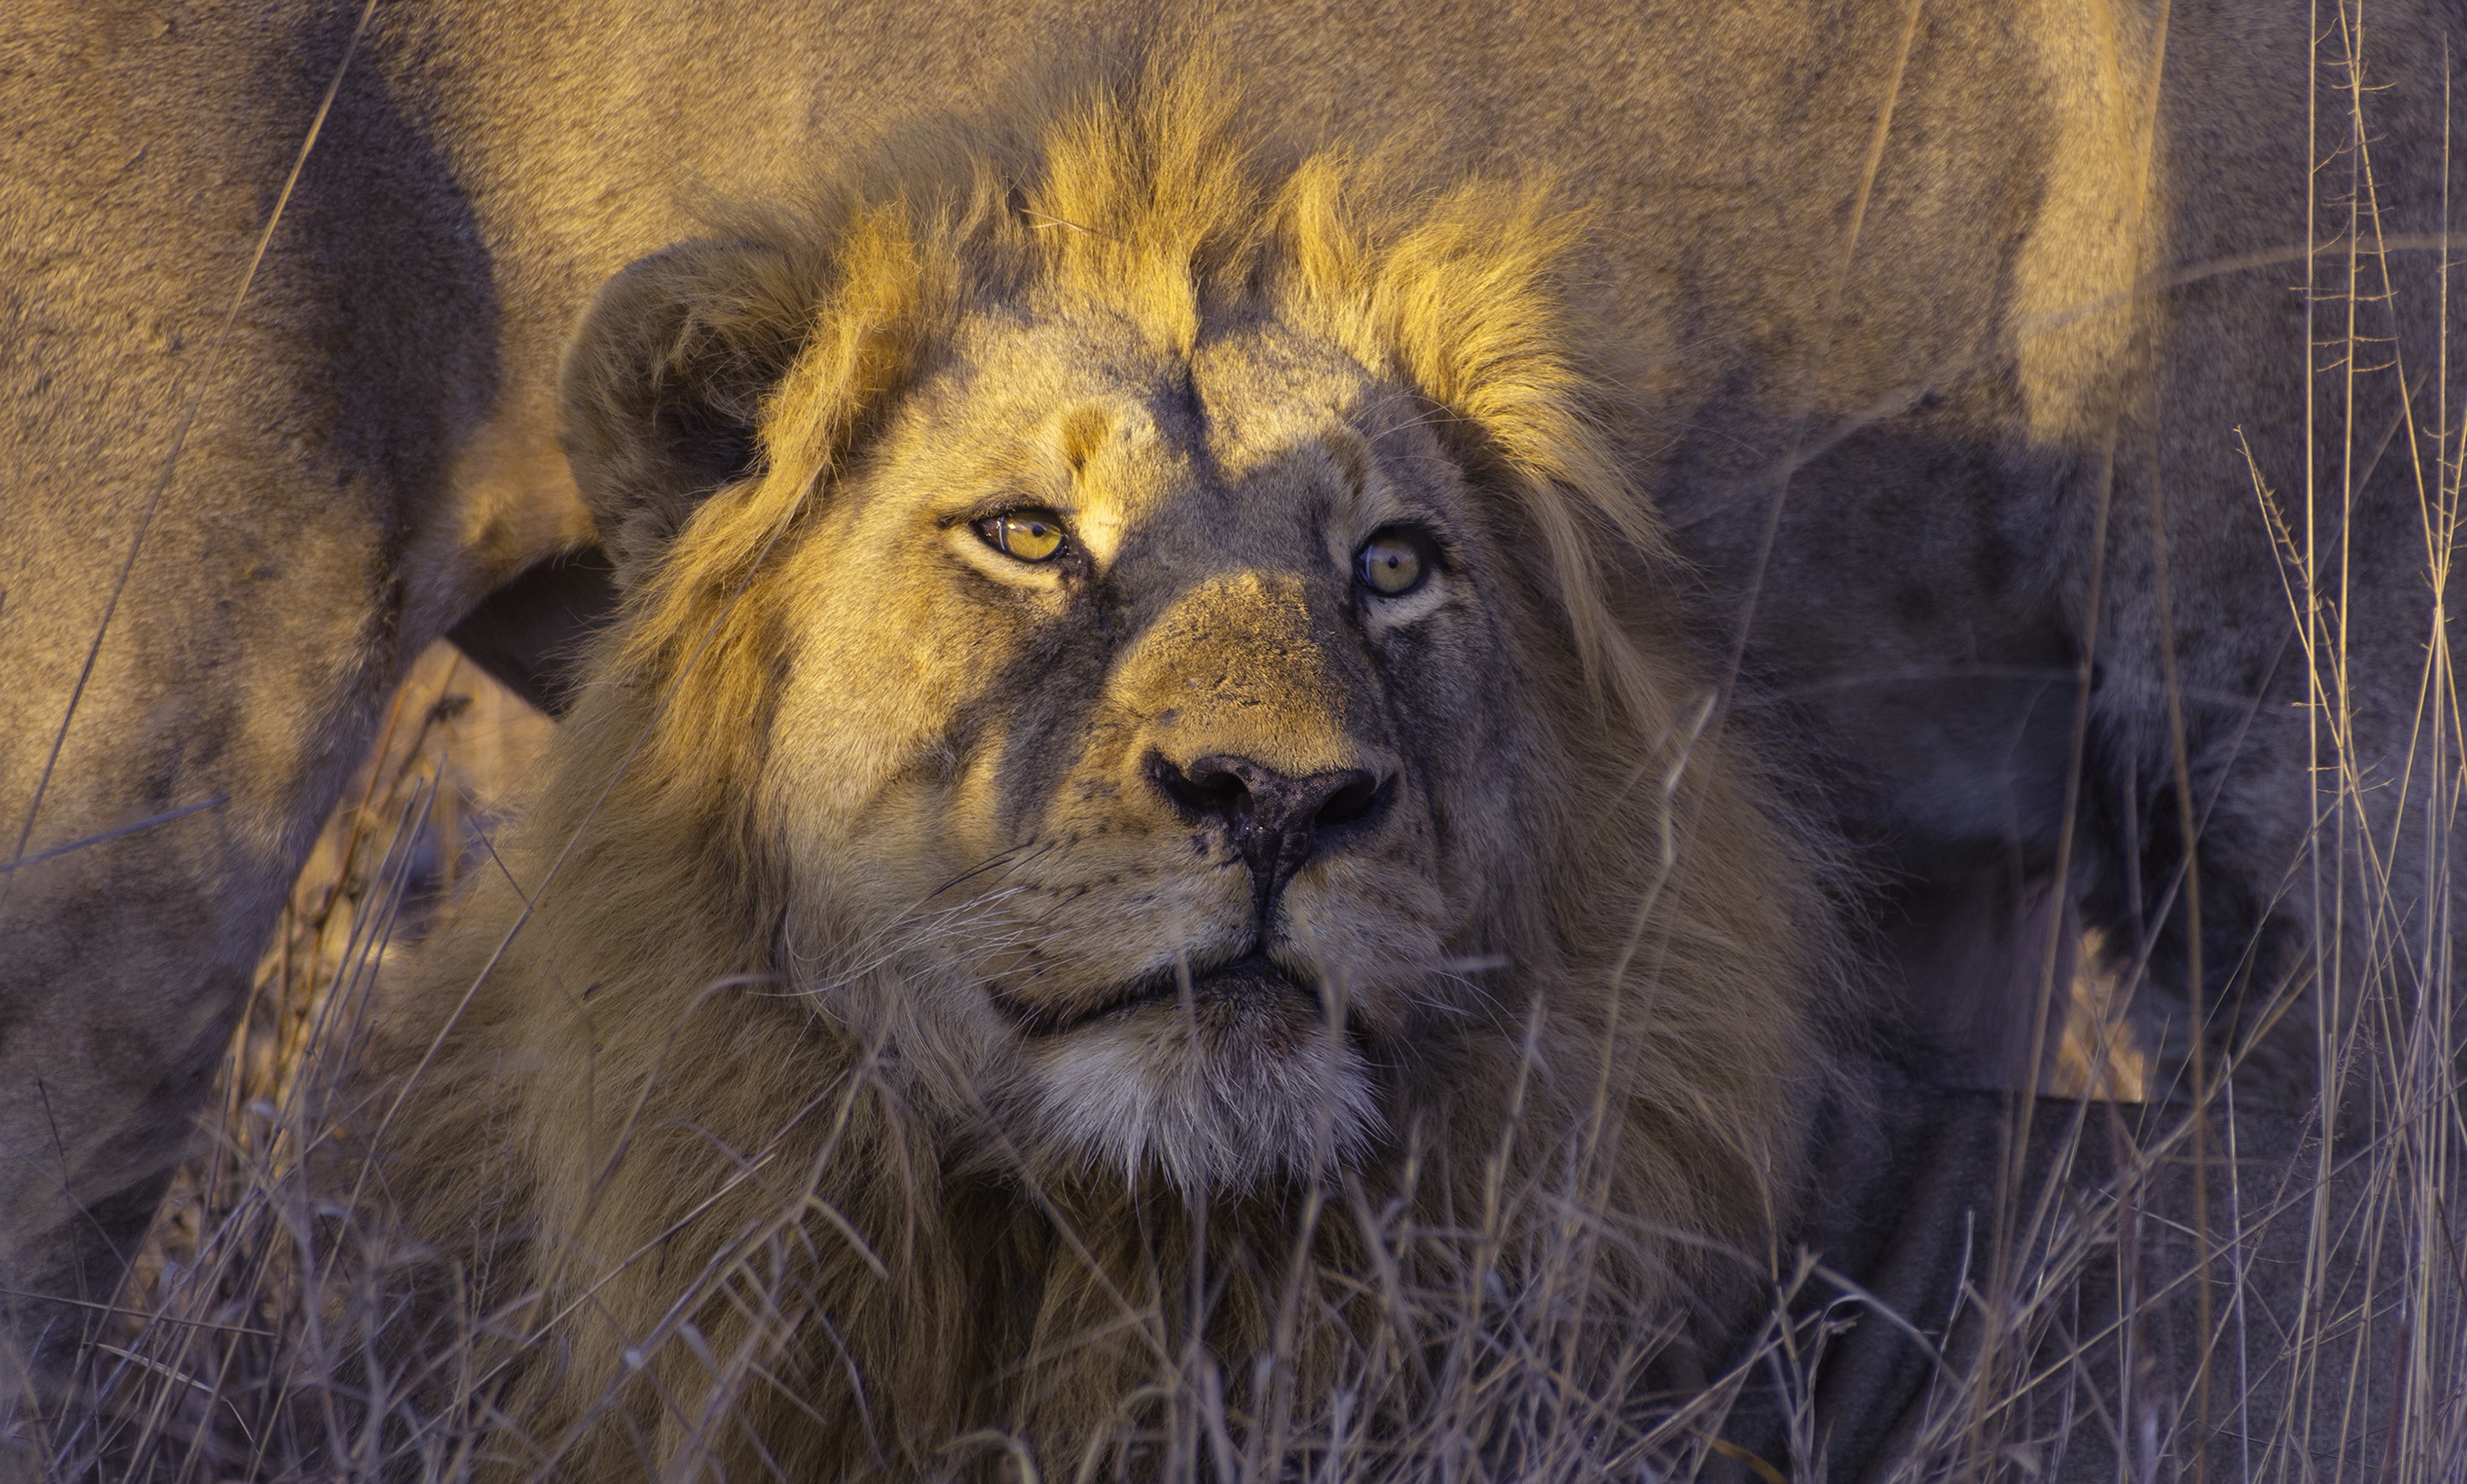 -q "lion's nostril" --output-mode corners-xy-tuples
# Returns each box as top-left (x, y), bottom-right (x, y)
(1177, 757), (1251, 815)
(1311, 772), (1386, 834)
(1150, 753), (1251, 822)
